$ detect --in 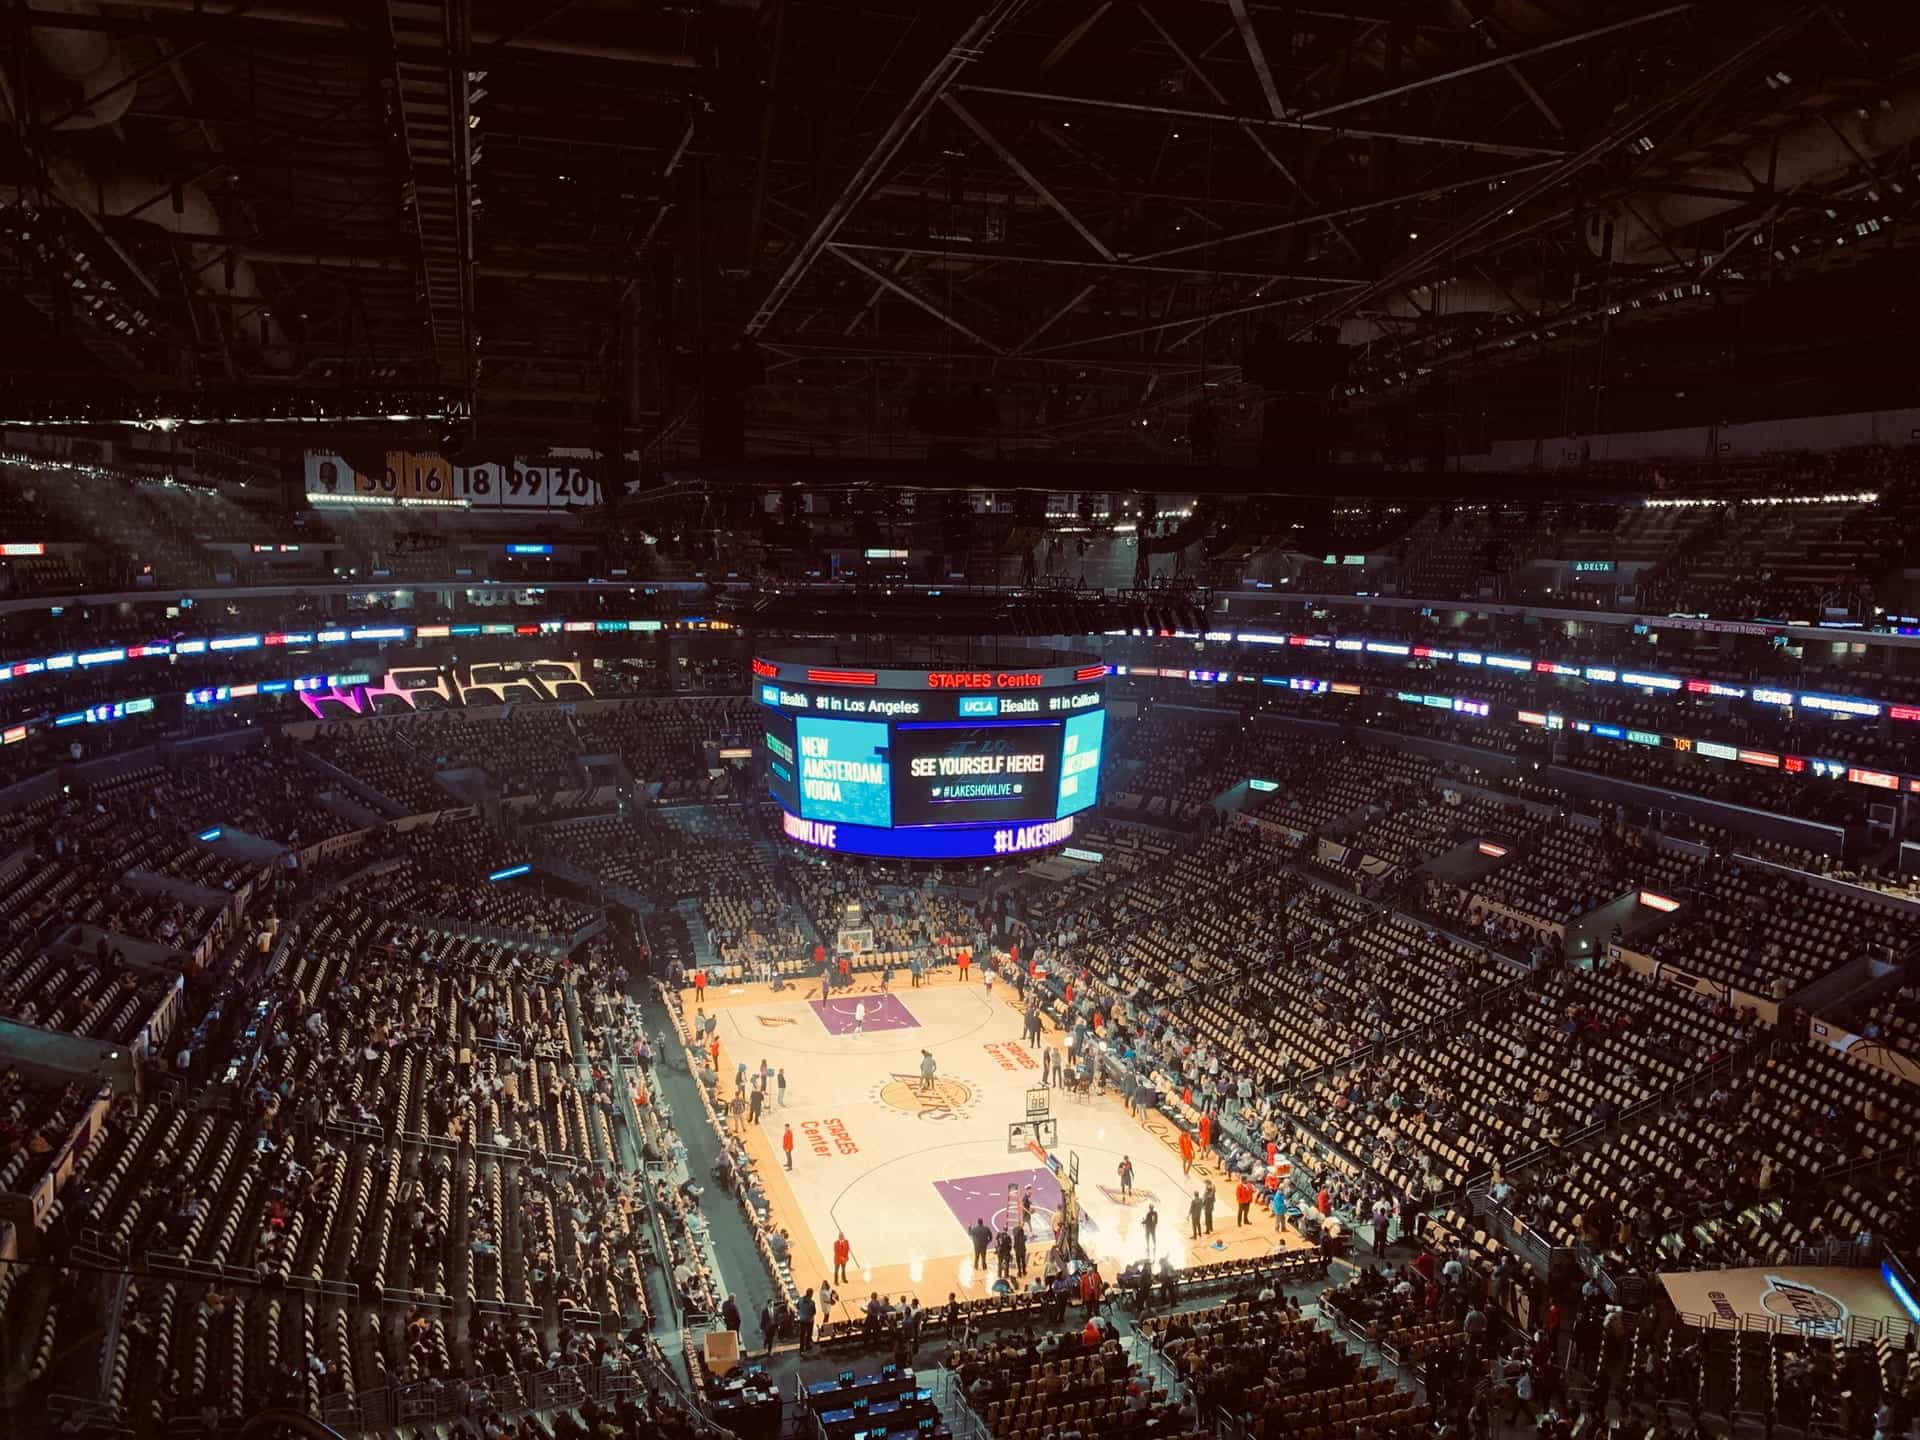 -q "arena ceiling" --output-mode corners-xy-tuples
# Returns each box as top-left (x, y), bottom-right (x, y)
(2, 0), (1918, 468)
